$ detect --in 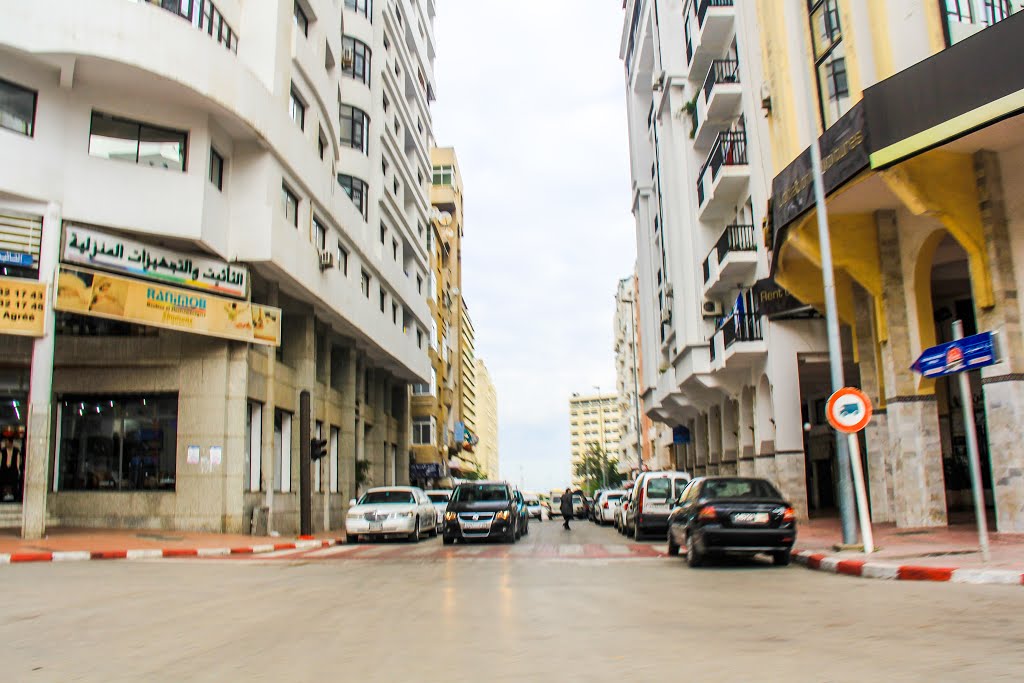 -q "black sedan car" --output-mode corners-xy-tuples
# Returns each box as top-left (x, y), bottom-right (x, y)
(666, 476), (796, 567)
(442, 481), (520, 545)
